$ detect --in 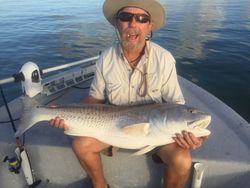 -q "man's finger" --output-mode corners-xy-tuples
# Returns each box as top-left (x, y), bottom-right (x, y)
(186, 132), (204, 149)
(182, 131), (196, 147)
(174, 133), (190, 149)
